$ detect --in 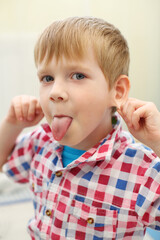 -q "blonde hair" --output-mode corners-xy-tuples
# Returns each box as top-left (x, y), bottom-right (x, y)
(34, 17), (130, 88)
